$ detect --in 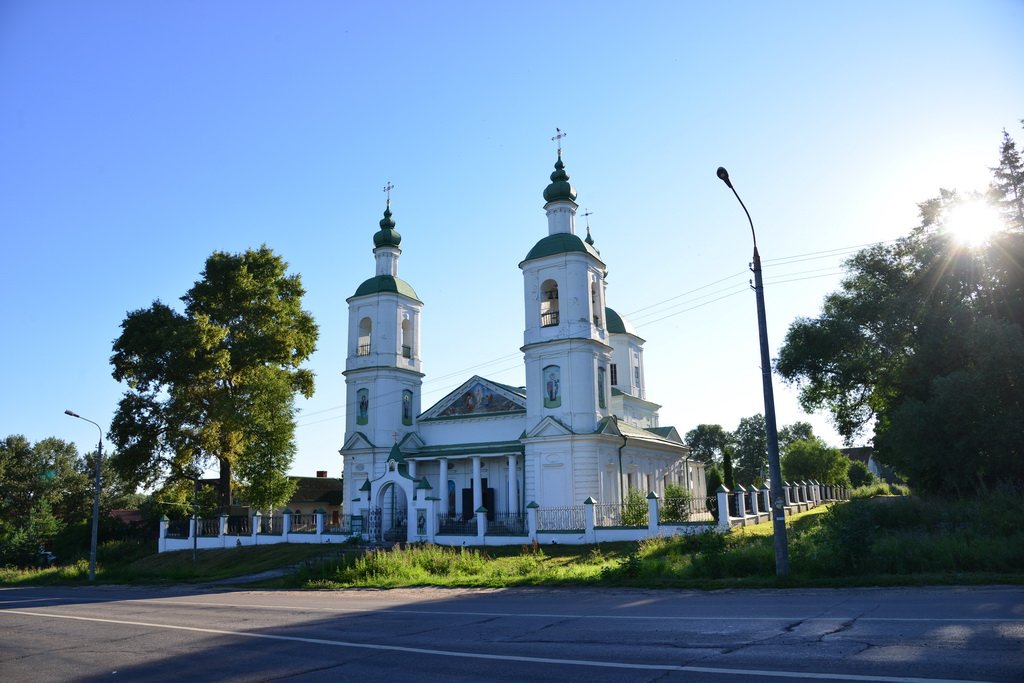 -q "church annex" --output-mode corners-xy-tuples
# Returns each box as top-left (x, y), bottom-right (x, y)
(339, 151), (705, 541)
